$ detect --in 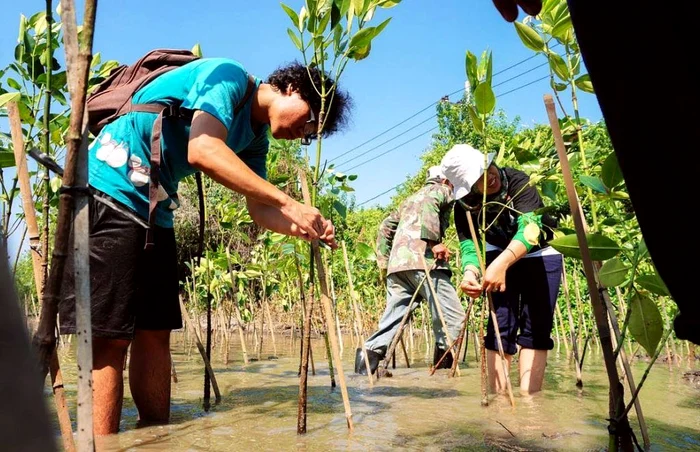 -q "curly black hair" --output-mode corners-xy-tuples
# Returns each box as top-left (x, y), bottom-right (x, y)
(267, 61), (352, 137)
